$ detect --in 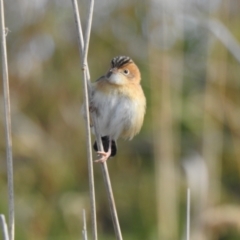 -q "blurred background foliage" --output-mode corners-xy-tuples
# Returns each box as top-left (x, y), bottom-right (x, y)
(0, 0), (240, 239)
